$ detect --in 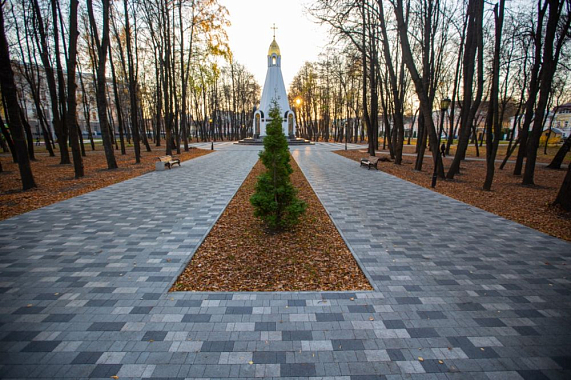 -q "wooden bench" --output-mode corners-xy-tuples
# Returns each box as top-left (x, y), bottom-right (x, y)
(360, 156), (380, 170)
(157, 155), (181, 170)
